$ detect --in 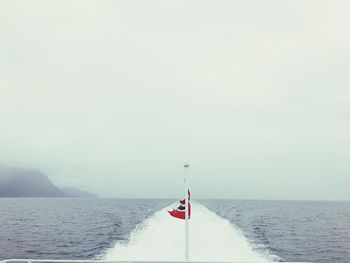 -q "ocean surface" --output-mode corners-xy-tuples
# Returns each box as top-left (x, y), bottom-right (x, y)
(0, 199), (349, 263)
